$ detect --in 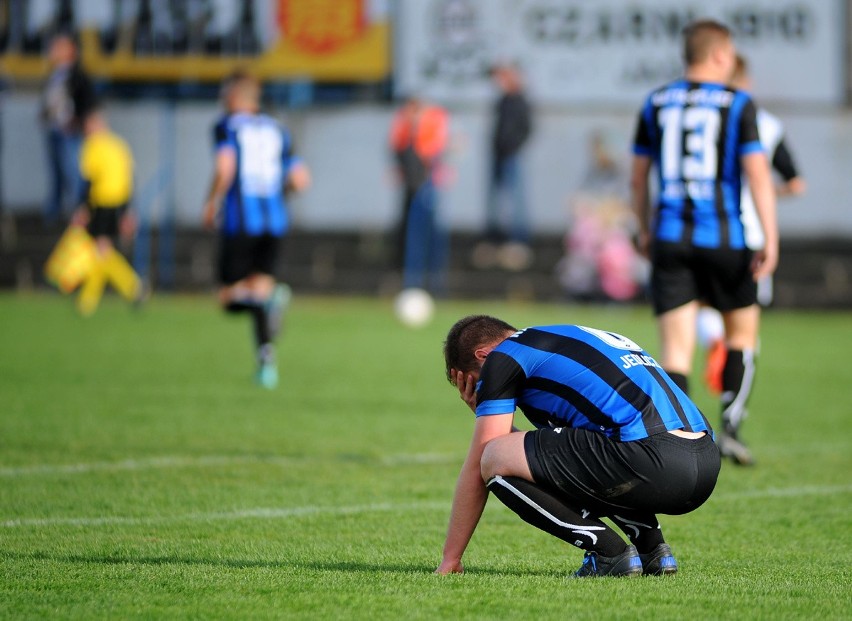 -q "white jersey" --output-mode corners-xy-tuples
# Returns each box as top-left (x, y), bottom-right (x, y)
(740, 109), (784, 250)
